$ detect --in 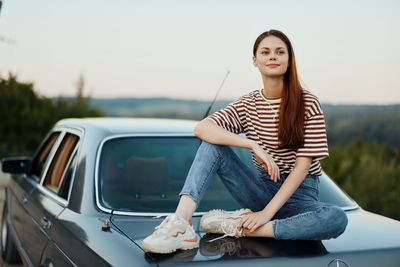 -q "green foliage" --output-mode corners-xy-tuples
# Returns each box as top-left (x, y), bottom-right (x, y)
(323, 104), (400, 148)
(0, 73), (104, 157)
(322, 139), (400, 220)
